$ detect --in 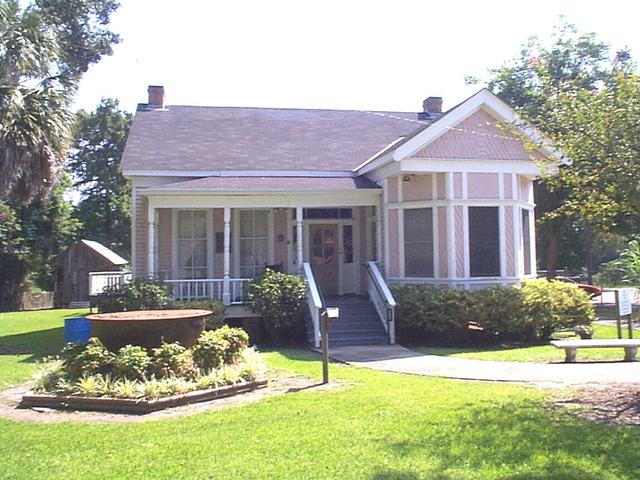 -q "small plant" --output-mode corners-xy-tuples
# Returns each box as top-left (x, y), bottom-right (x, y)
(213, 325), (249, 363)
(191, 330), (227, 372)
(95, 278), (172, 313)
(113, 345), (151, 380)
(74, 374), (104, 396)
(150, 342), (197, 379)
(111, 377), (143, 399)
(61, 338), (114, 379)
(32, 360), (64, 393)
